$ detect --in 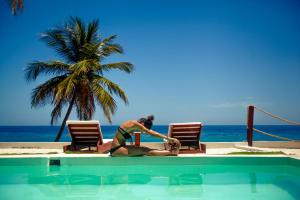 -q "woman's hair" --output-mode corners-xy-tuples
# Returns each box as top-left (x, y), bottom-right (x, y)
(138, 115), (154, 129)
